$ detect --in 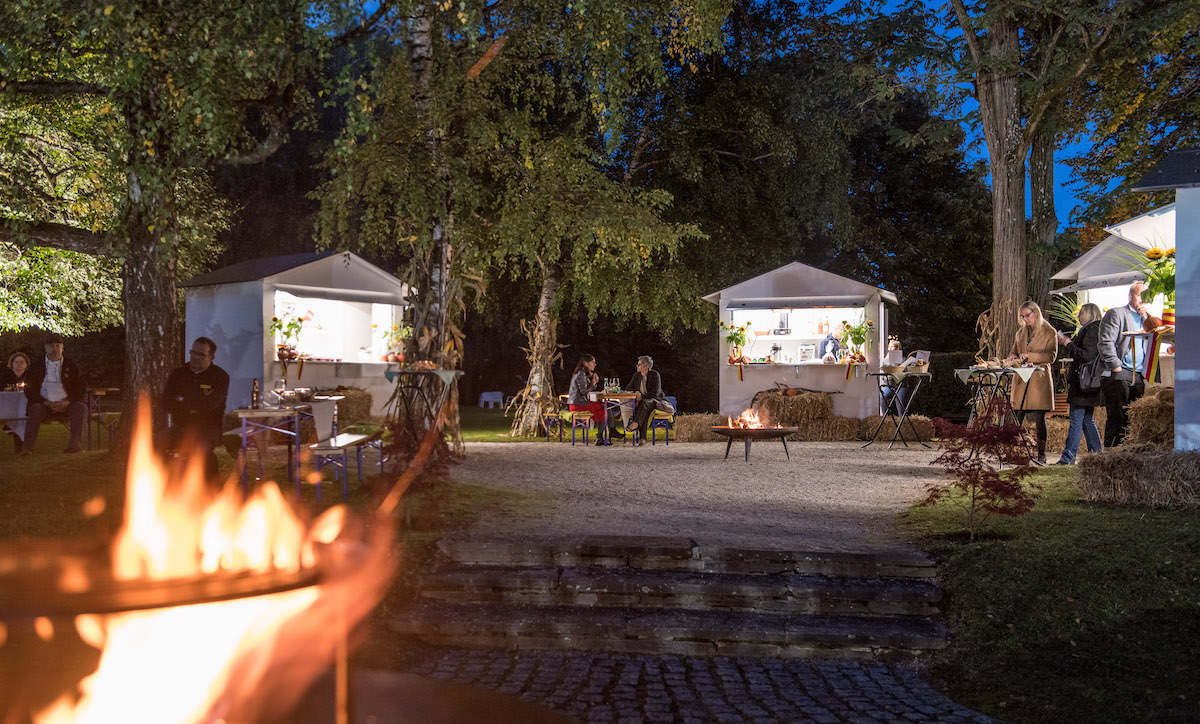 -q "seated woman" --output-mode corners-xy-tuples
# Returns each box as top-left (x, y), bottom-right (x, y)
(567, 353), (609, 446)
(624, 356), (670, 446)
(2, 351), (31, 453)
